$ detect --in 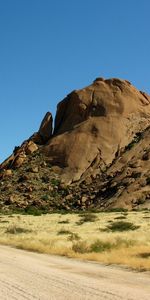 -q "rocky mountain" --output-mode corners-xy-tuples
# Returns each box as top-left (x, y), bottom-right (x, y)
(1, 77), (150, 212)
